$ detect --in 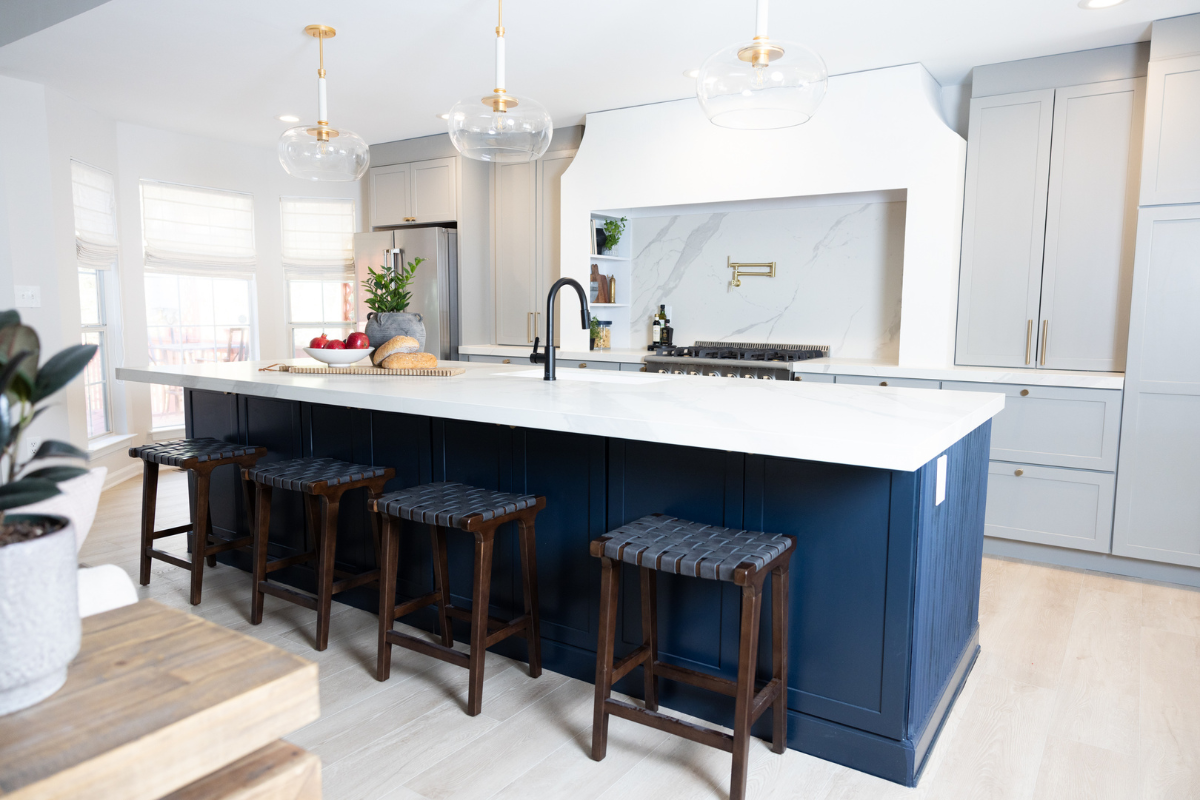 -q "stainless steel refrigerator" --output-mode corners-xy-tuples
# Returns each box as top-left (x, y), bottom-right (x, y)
(353, 228), (459, 360)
